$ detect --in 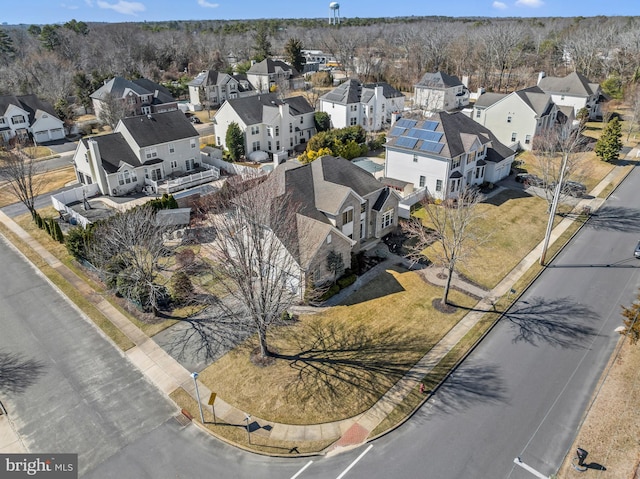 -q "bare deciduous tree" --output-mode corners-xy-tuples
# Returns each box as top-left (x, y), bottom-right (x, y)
(87, 205), (175, 314)
(199, 173), (309, 359)
(98, 91), (131, 130)
(0, 144), (47, 218)
(403, 188), (484, 306)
